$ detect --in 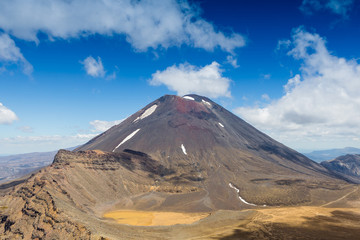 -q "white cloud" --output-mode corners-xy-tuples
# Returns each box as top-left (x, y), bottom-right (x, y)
(150, 61), (231, 98)
(261, 94), (270, 101)
(300, 0), (354, 17)
(235, 27), (360, 150)
(261, 74), (271, 80)
(81, 56), (106, 78)
(226, 55), (239, 68)
(284, 74), (301, 93)
(277, 39), (291, 50)
(0, 33), (33, 75)
(0, 102), (18, 124)
(17, 126), (34, 133)
(89, 119), (123, 132)
(106, 72), (117, 81)
(0, 0), (245, 53)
